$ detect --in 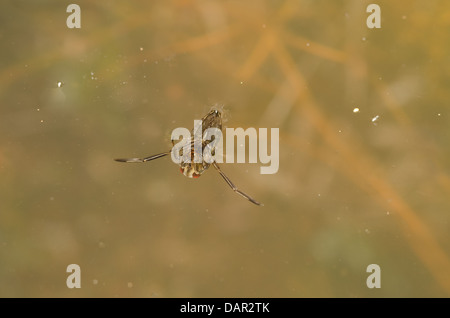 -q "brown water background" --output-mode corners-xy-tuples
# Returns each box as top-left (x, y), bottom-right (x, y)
(0, 1), (449, 297)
